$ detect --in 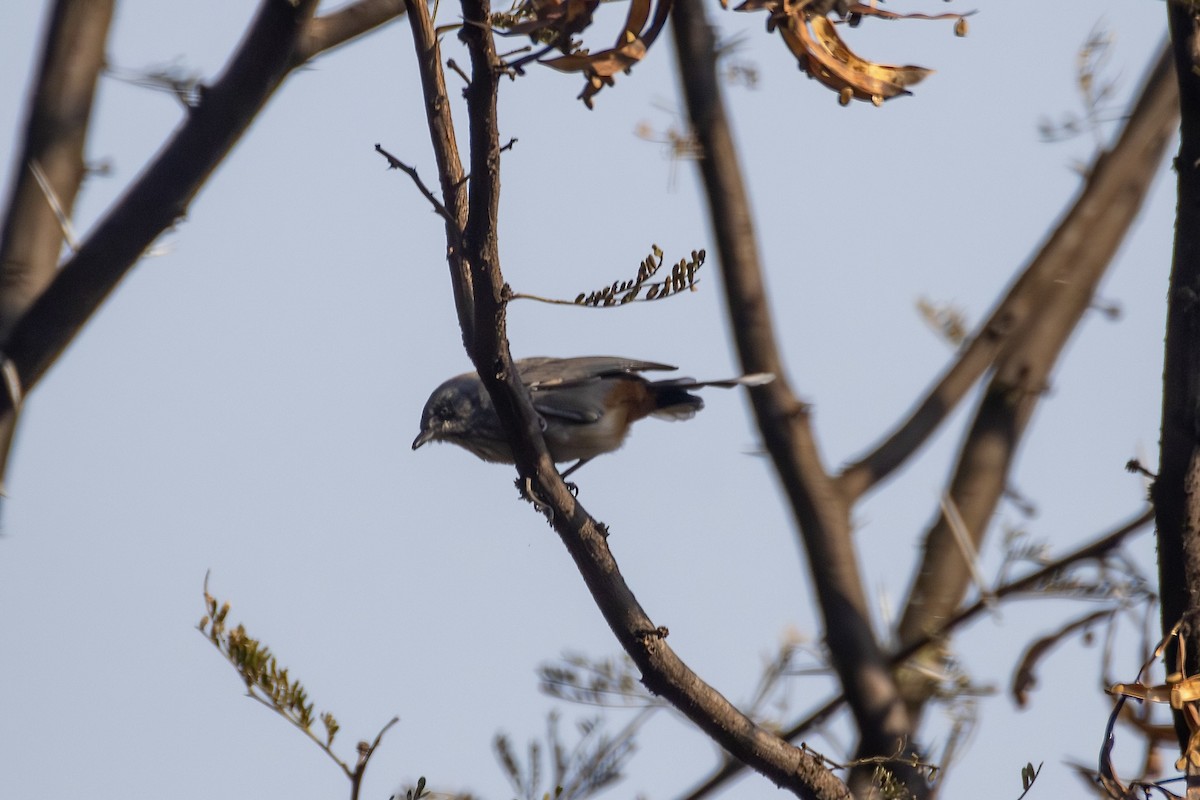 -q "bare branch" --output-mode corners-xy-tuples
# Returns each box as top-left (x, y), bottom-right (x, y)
(1157, 3), (1200, 756)
(0, 0), (411, 489)
(677, 508), (1153, 800)
(0, 0), (113, 336)
(0, 0), (114, 493)
(374, 143), (461, 232)
(836, 42), (1178, 503)
(896, 43), (1178, 726)
(295, 0), (406, 63)
(350, 716), (400, 800)
(670, 0), (921, 795)
(403, 0), (473, 338)
(1010, 609), (1113, 708)
(0, 0), (324, 438)
(402, 0), (855, 795)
